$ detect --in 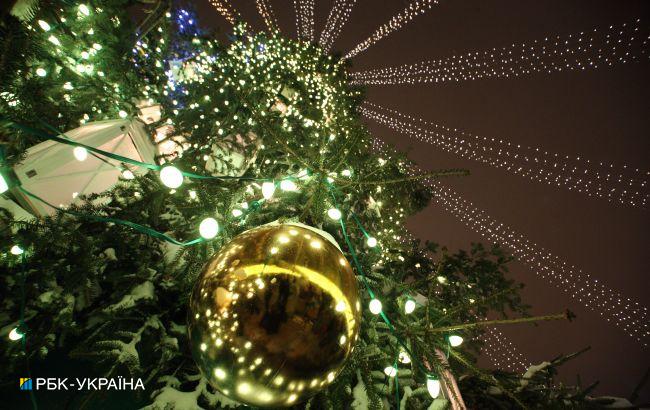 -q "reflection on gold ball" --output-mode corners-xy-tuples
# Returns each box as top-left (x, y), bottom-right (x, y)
(188, 224), (361, 407)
